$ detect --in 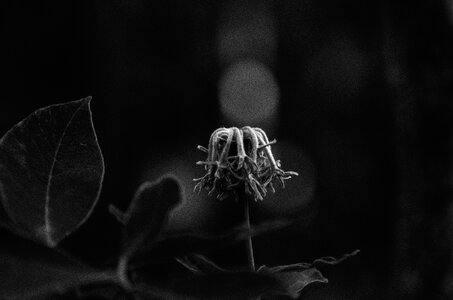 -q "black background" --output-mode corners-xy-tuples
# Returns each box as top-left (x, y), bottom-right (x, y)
(2, 0), (453, 299)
